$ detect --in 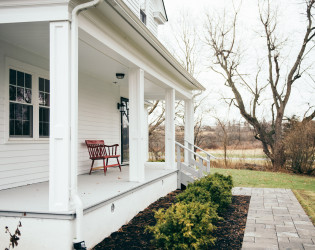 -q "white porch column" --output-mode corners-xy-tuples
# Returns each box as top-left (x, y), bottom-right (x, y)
(165, 89), (176, 169)
(129, 68), (145, 182)
(184, 99), (194, 163)
(49, 21), (71, 211)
